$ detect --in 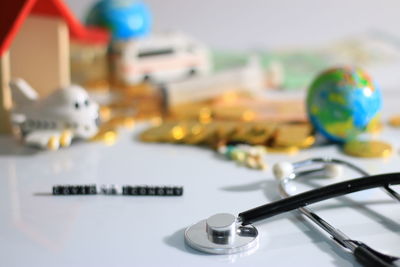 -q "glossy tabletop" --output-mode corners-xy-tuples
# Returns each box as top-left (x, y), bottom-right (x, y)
(1, 90), (400, 267)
